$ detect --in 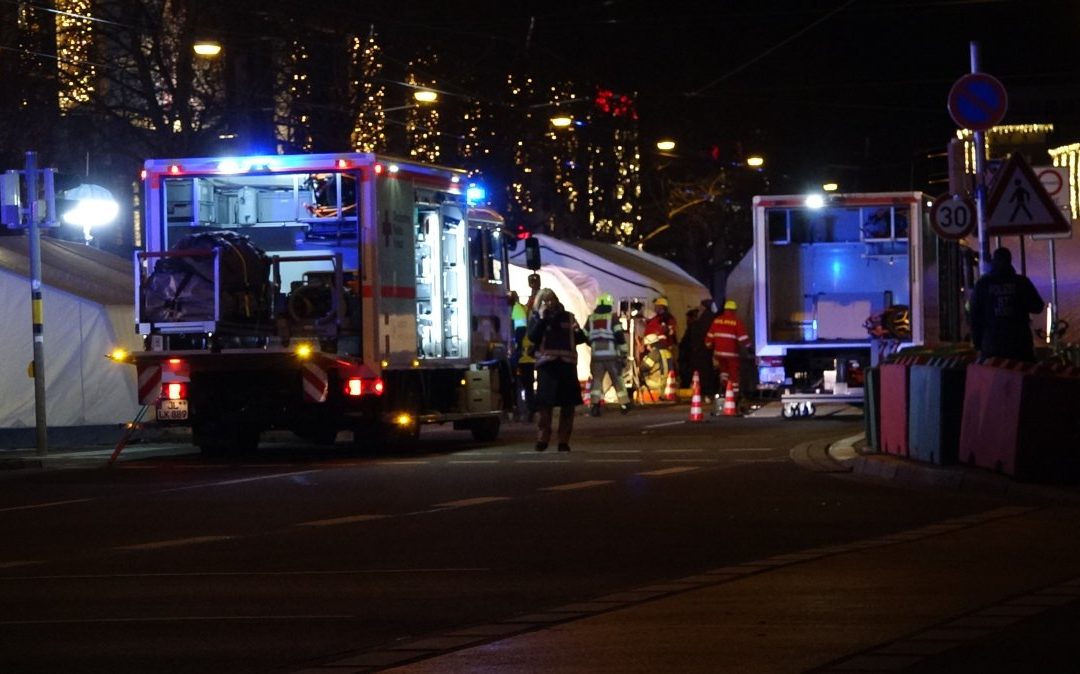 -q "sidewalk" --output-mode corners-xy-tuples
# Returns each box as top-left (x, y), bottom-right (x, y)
(0, 425), (196, 470)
